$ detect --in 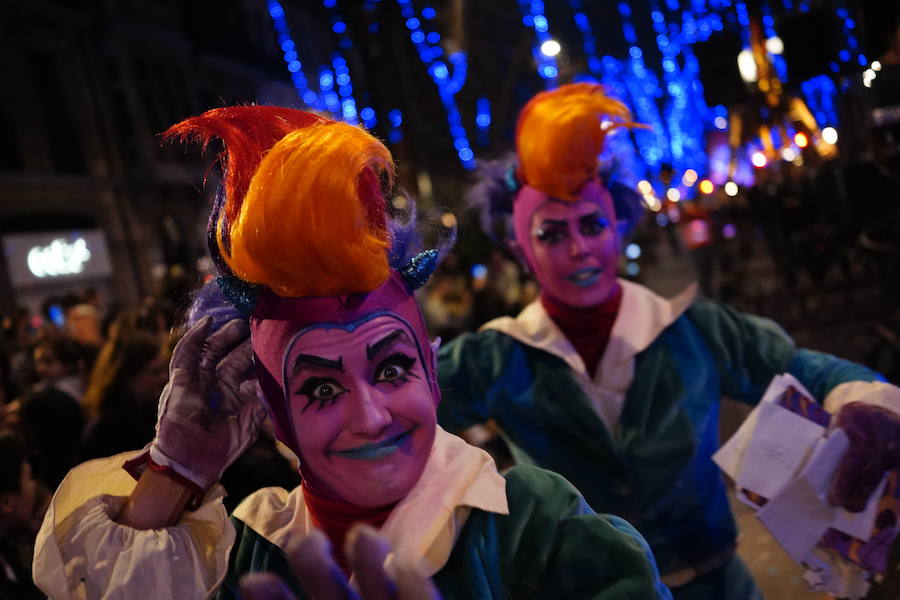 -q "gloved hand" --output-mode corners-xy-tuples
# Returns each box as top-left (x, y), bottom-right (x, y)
(239, 525), (440, 600)
(126, 316), (267, 499)
(828, 401), (900, 512)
